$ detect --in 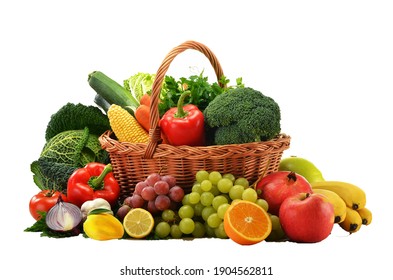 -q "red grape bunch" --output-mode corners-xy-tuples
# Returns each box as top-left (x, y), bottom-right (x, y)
(120, 173), (185, 217)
